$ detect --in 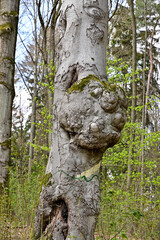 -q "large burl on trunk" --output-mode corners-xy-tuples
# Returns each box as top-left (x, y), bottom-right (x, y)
(33, 0), (127, 239)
